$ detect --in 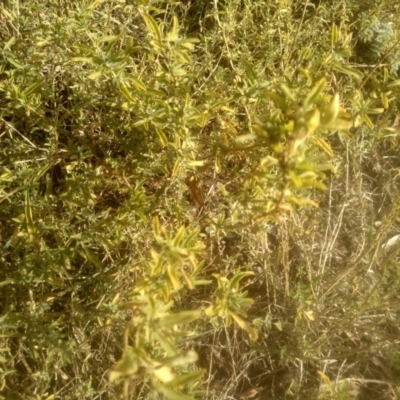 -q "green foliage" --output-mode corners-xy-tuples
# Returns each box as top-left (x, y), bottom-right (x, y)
(1, 0), (400, 399)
